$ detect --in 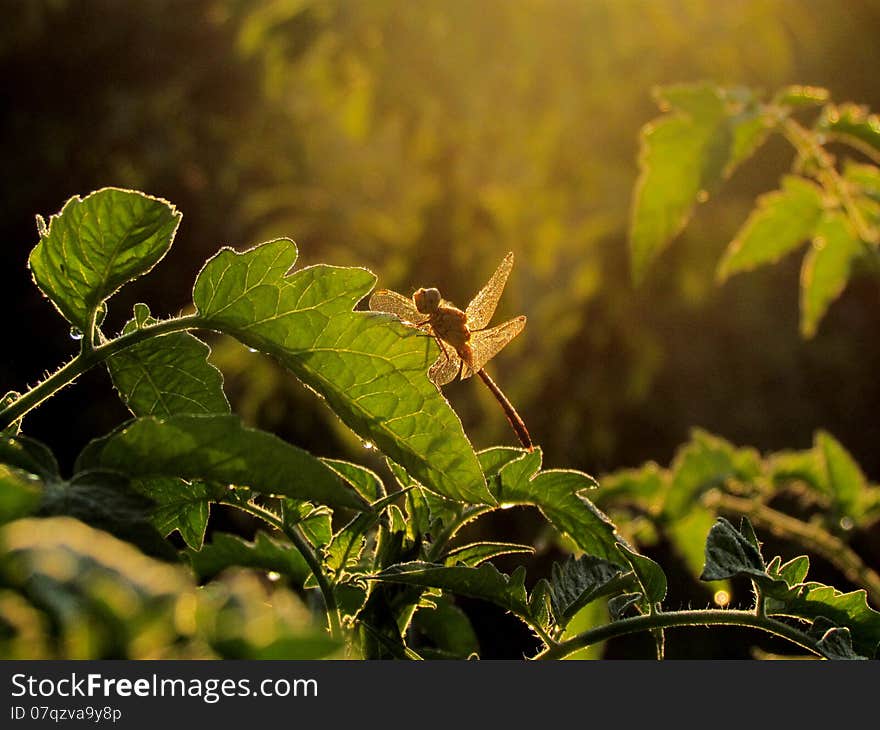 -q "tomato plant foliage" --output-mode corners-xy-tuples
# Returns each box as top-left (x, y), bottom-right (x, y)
(2, 163), (879, 658)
